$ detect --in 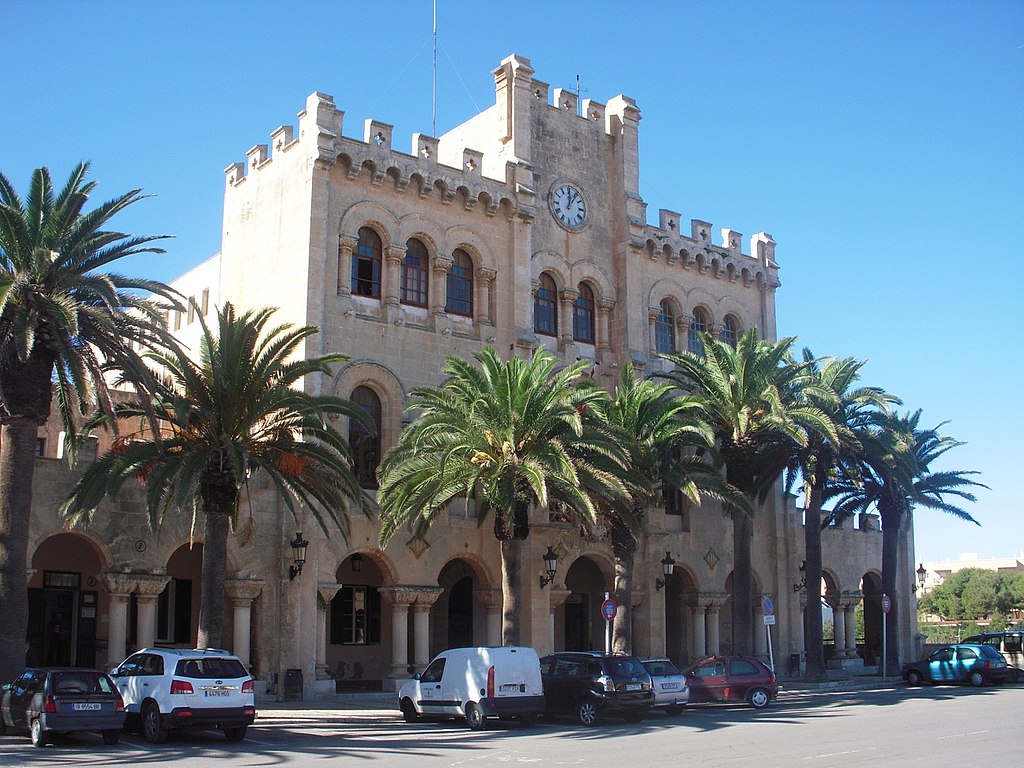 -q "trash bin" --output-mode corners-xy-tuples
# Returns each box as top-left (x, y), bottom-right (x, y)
(285, 668), (303, 701)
